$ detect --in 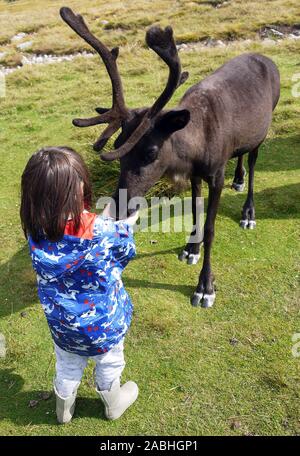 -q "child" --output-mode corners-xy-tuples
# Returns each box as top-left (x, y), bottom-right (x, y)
(20, 146), (139, 424)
